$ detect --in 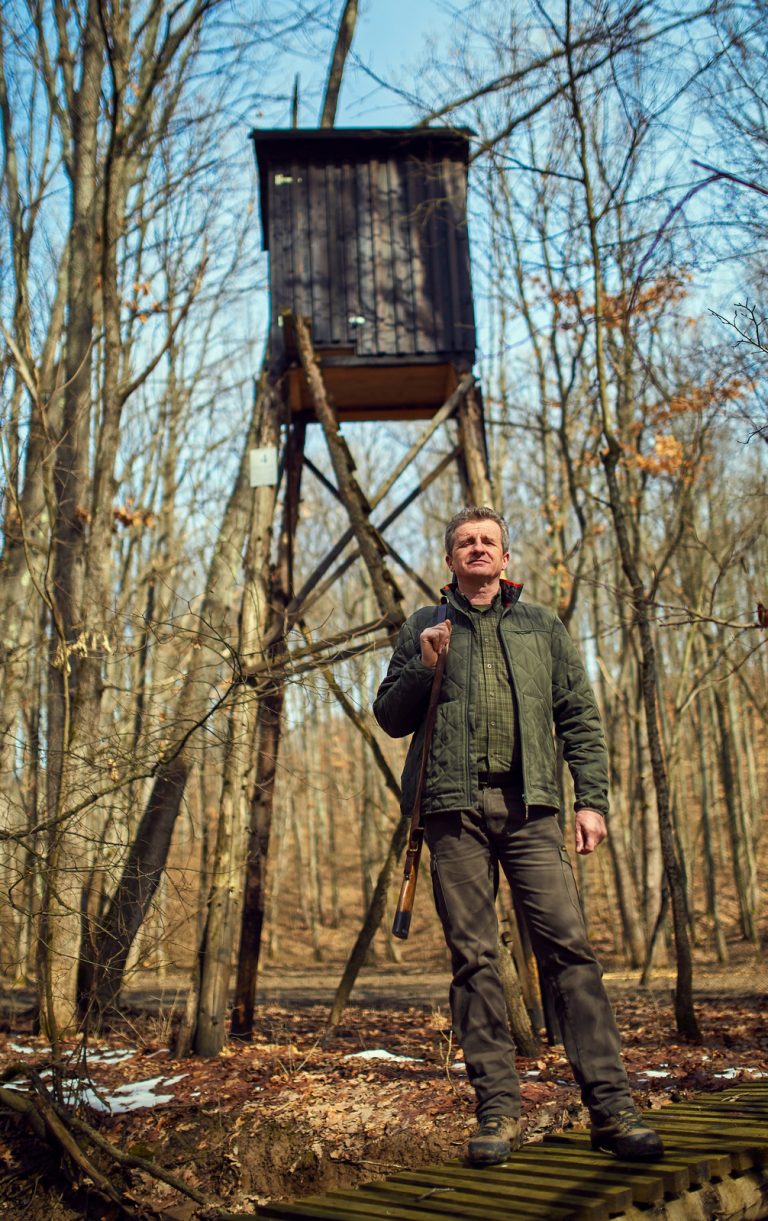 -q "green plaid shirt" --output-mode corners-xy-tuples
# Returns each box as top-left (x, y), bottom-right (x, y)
(462, 593), (521, 780)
